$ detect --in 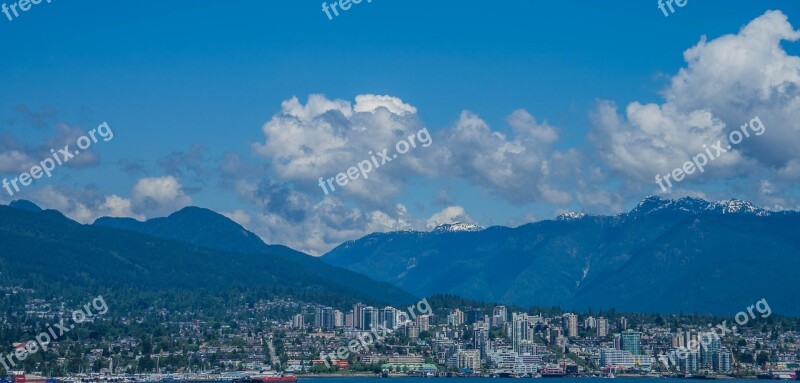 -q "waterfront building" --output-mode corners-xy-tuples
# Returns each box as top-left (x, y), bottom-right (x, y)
(713, 350), (732, 372)
(600, 348), (654, 370)
(457, 349), (481, 370)
(700, 332), (721, 368)
(679, 350), (700, 372)
(620, 330), (642, 355)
